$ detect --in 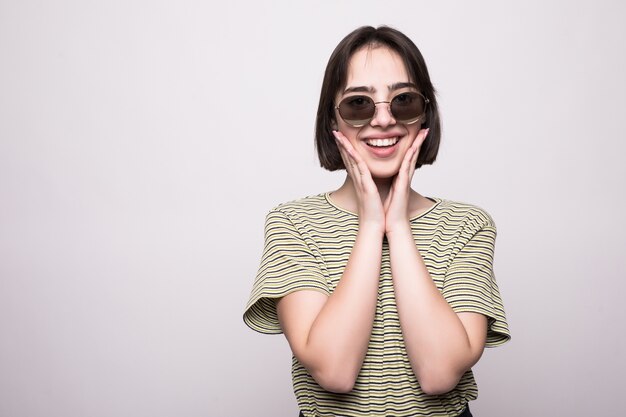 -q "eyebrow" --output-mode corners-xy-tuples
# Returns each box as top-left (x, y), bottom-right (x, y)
(343, 85), (375, 94)
(389, 82), (419, 91)
(342, 82), (419, 95)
